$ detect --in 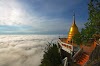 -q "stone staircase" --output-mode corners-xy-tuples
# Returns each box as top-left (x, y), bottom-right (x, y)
(76, 52), (89, 66)
(73, 49), (89, 66)
(73, 42), (96, 66)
